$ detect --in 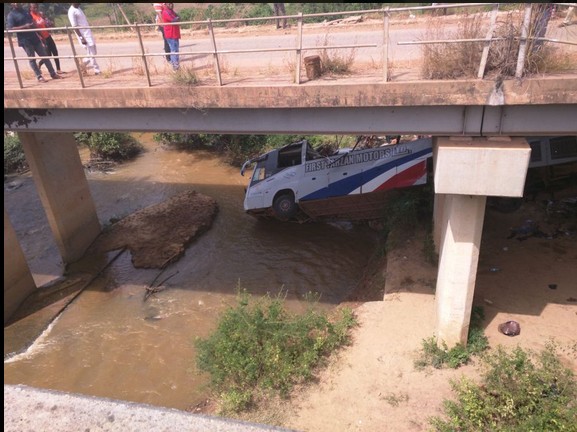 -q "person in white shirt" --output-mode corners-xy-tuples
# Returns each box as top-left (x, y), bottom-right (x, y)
(68, 3), (100, 75)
